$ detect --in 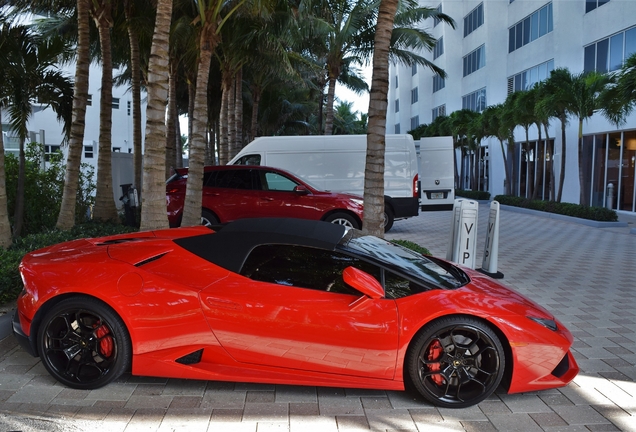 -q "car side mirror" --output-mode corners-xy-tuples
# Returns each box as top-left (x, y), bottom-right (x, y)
(293, 185), (309, 194)
(342, 266), (383, 299)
